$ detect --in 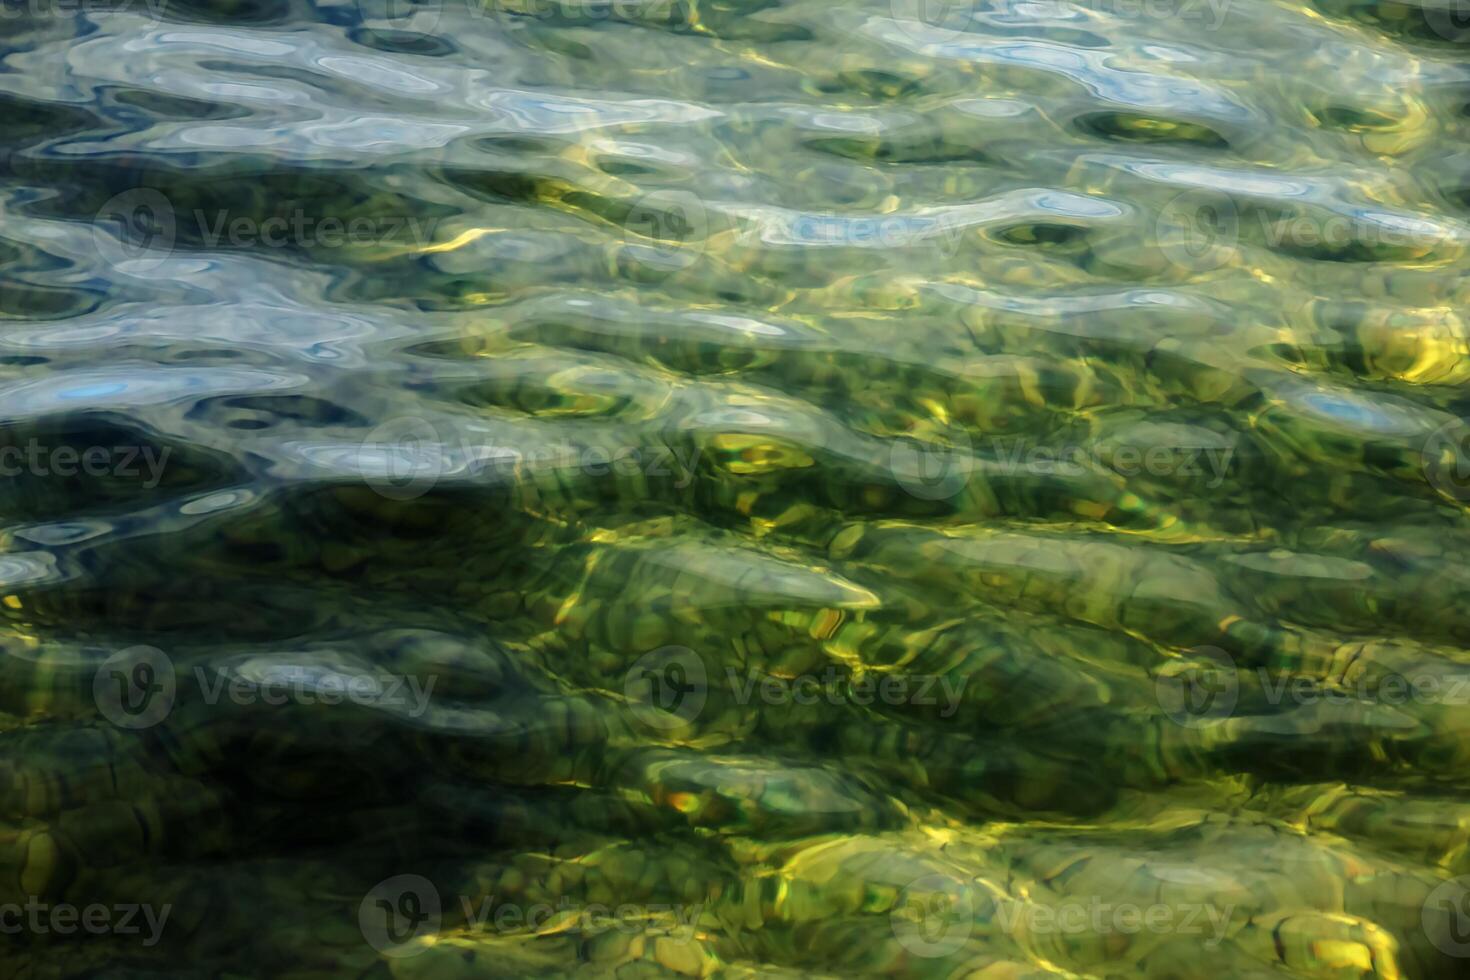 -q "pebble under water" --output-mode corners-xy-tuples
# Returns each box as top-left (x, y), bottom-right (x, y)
(4, 0), (1470, 977)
